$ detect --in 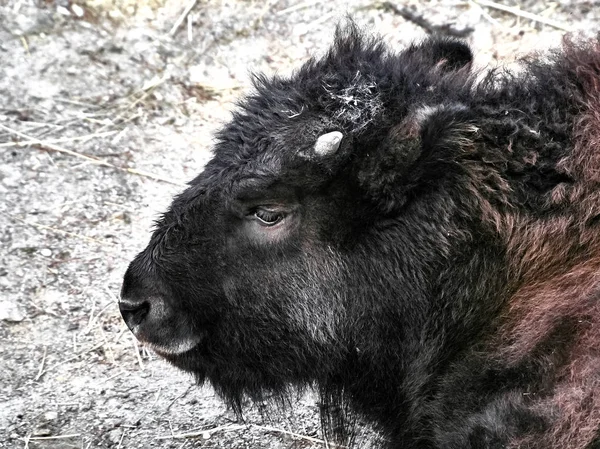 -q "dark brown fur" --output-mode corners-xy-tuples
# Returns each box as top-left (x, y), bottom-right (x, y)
(494, 39), (600, 449)
(120, 29), (600, 448)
